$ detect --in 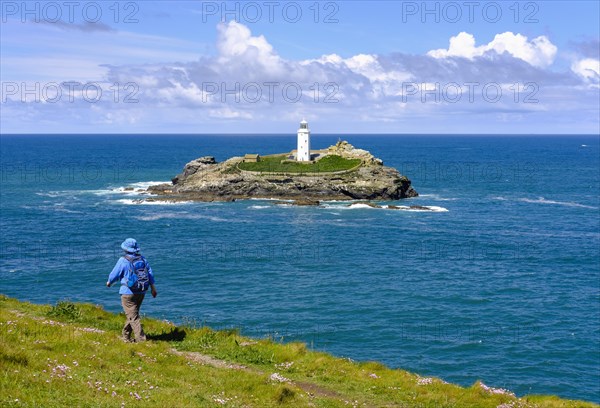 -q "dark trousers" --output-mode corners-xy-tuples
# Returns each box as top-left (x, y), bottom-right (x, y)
(121, 293), (146, 342)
